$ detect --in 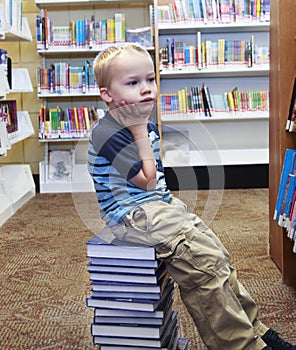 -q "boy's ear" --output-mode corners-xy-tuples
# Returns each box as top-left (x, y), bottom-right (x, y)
(100, 87), (113, 103)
